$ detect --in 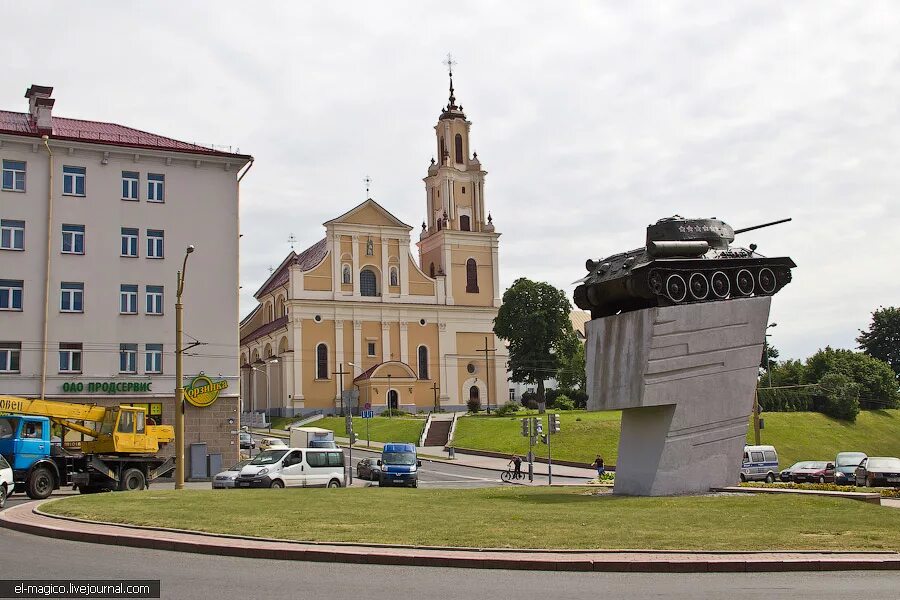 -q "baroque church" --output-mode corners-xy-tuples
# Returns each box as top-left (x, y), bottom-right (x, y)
(239, 73), (507, 415)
